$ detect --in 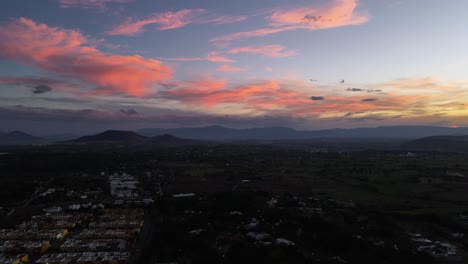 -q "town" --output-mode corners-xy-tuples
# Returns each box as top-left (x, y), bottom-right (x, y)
(1, 144), (468, 263)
